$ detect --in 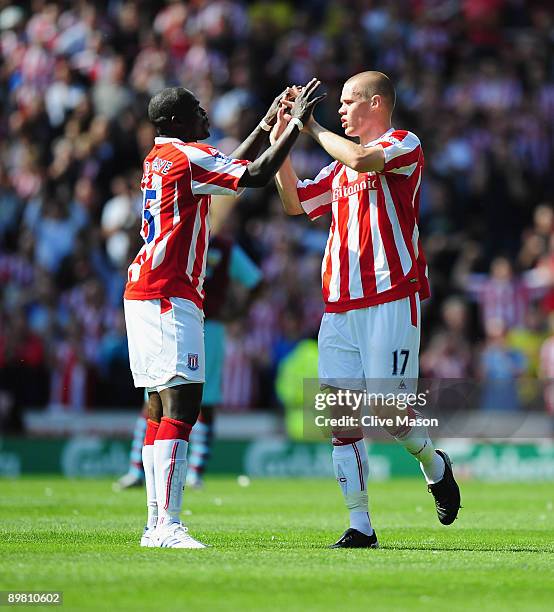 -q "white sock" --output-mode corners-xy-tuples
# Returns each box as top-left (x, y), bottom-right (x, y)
(332, 440), (373, 536)
(395, 426), (445, 484)
(349, 511), (372, 535)
(154, 439), (188, 527)
(141, 444), (157, 529)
